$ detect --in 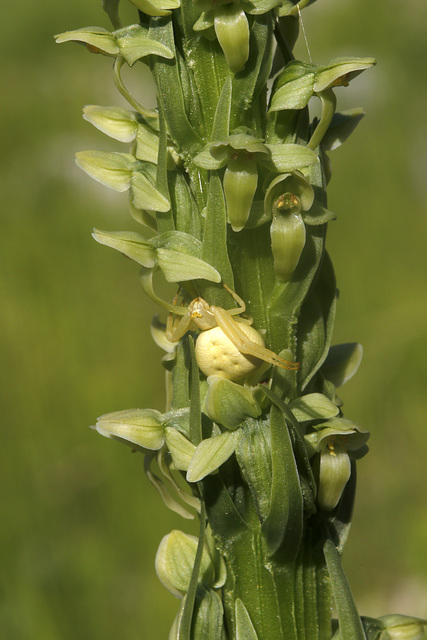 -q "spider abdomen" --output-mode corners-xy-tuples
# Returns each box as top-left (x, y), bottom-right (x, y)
(195, 324), (264, 381)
